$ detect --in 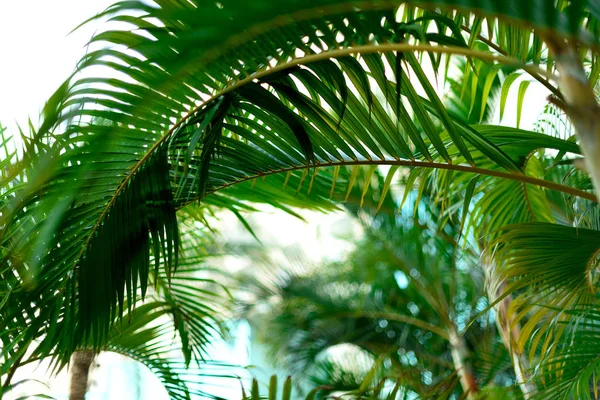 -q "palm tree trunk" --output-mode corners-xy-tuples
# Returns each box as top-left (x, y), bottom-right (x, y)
(483, 258), (536, 398)
(546, 38), (600, 201)
(491, 283), (536, 398)
(448, 326), (478, 399)
(69, 351), (95, 400)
